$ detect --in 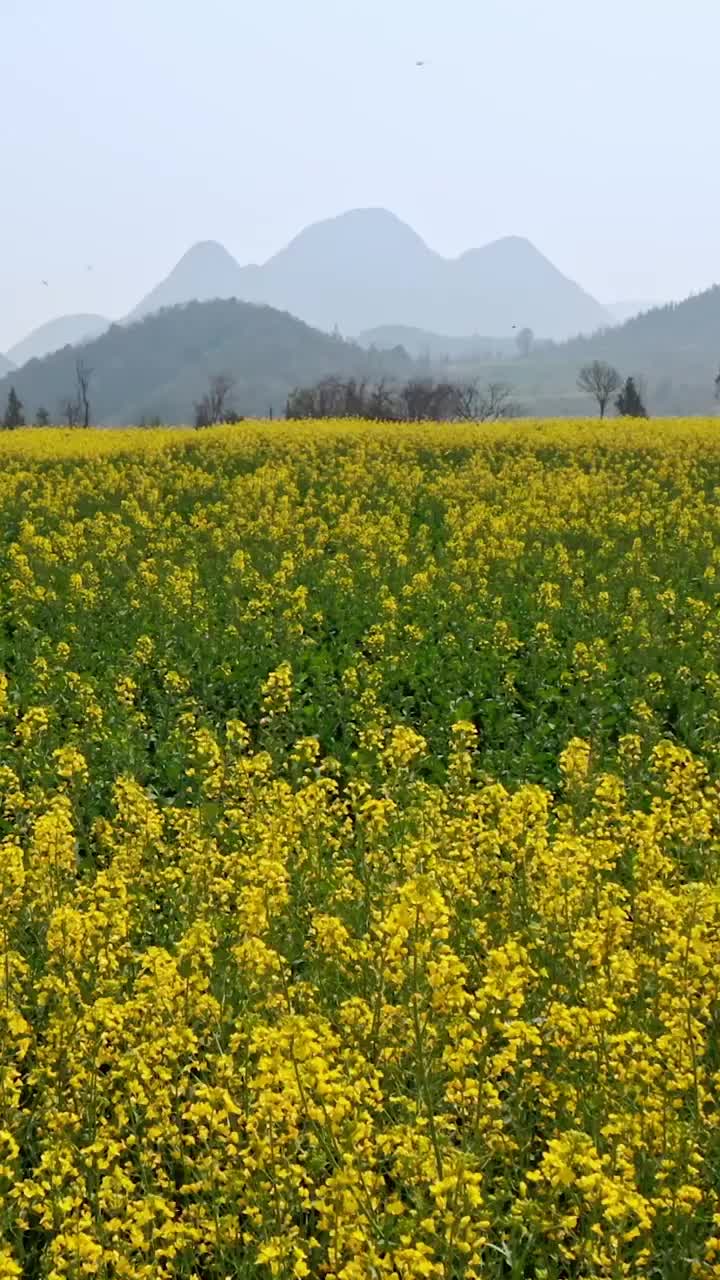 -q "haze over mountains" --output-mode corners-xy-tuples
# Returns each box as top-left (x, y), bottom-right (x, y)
(2, 205), (718, 423)
(128, 209), (610, 341)
(4, 209), (615, 370)
(2, 277), (718, 425)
